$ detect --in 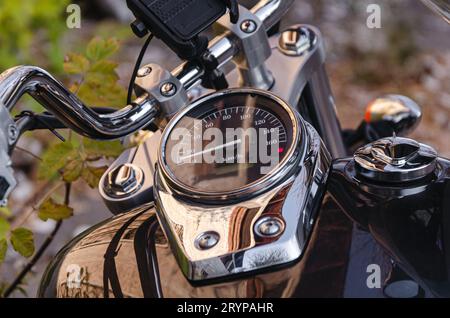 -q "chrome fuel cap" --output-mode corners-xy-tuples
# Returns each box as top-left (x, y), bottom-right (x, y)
(354, 137), (437, 183)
